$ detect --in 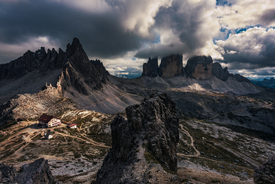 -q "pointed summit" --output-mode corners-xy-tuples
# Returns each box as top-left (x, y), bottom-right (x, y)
(66, 37), (87, 59)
